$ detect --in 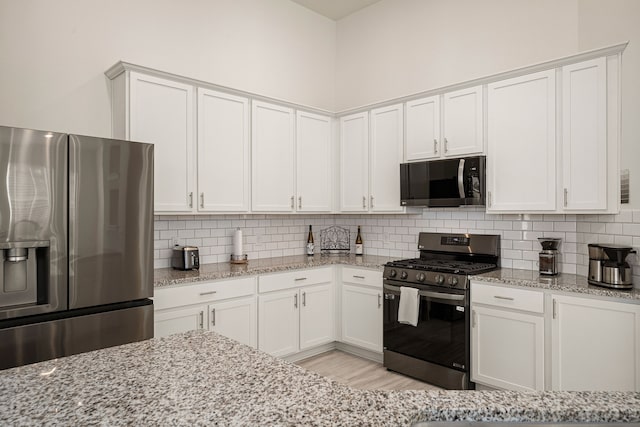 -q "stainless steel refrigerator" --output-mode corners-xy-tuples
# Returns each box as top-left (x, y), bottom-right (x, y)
(0, 126), (154, 370)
